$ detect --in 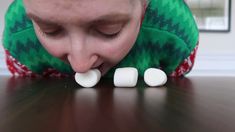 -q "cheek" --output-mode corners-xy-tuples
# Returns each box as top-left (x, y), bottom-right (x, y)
(99, 3), (142, 63)
(99, 23), (140, 63)
(34, 26), (68, 58)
